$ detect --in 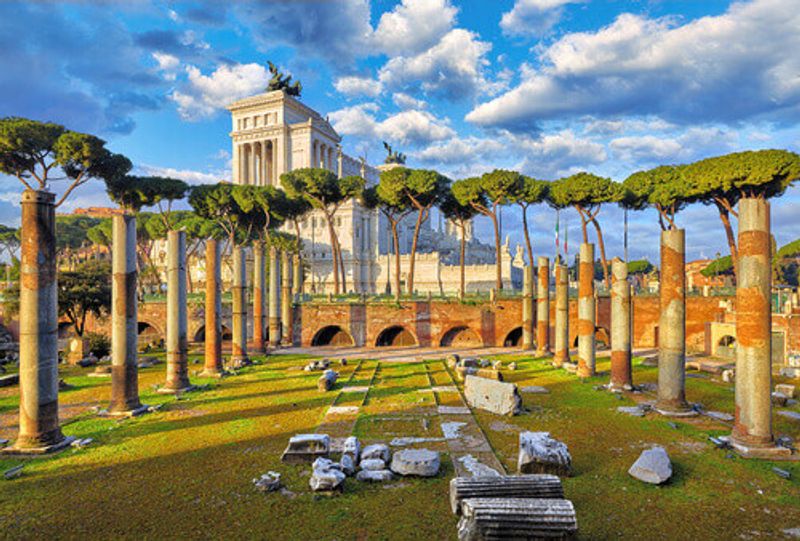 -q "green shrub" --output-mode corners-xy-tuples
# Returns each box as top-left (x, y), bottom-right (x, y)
(85, 332), (111, 358)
